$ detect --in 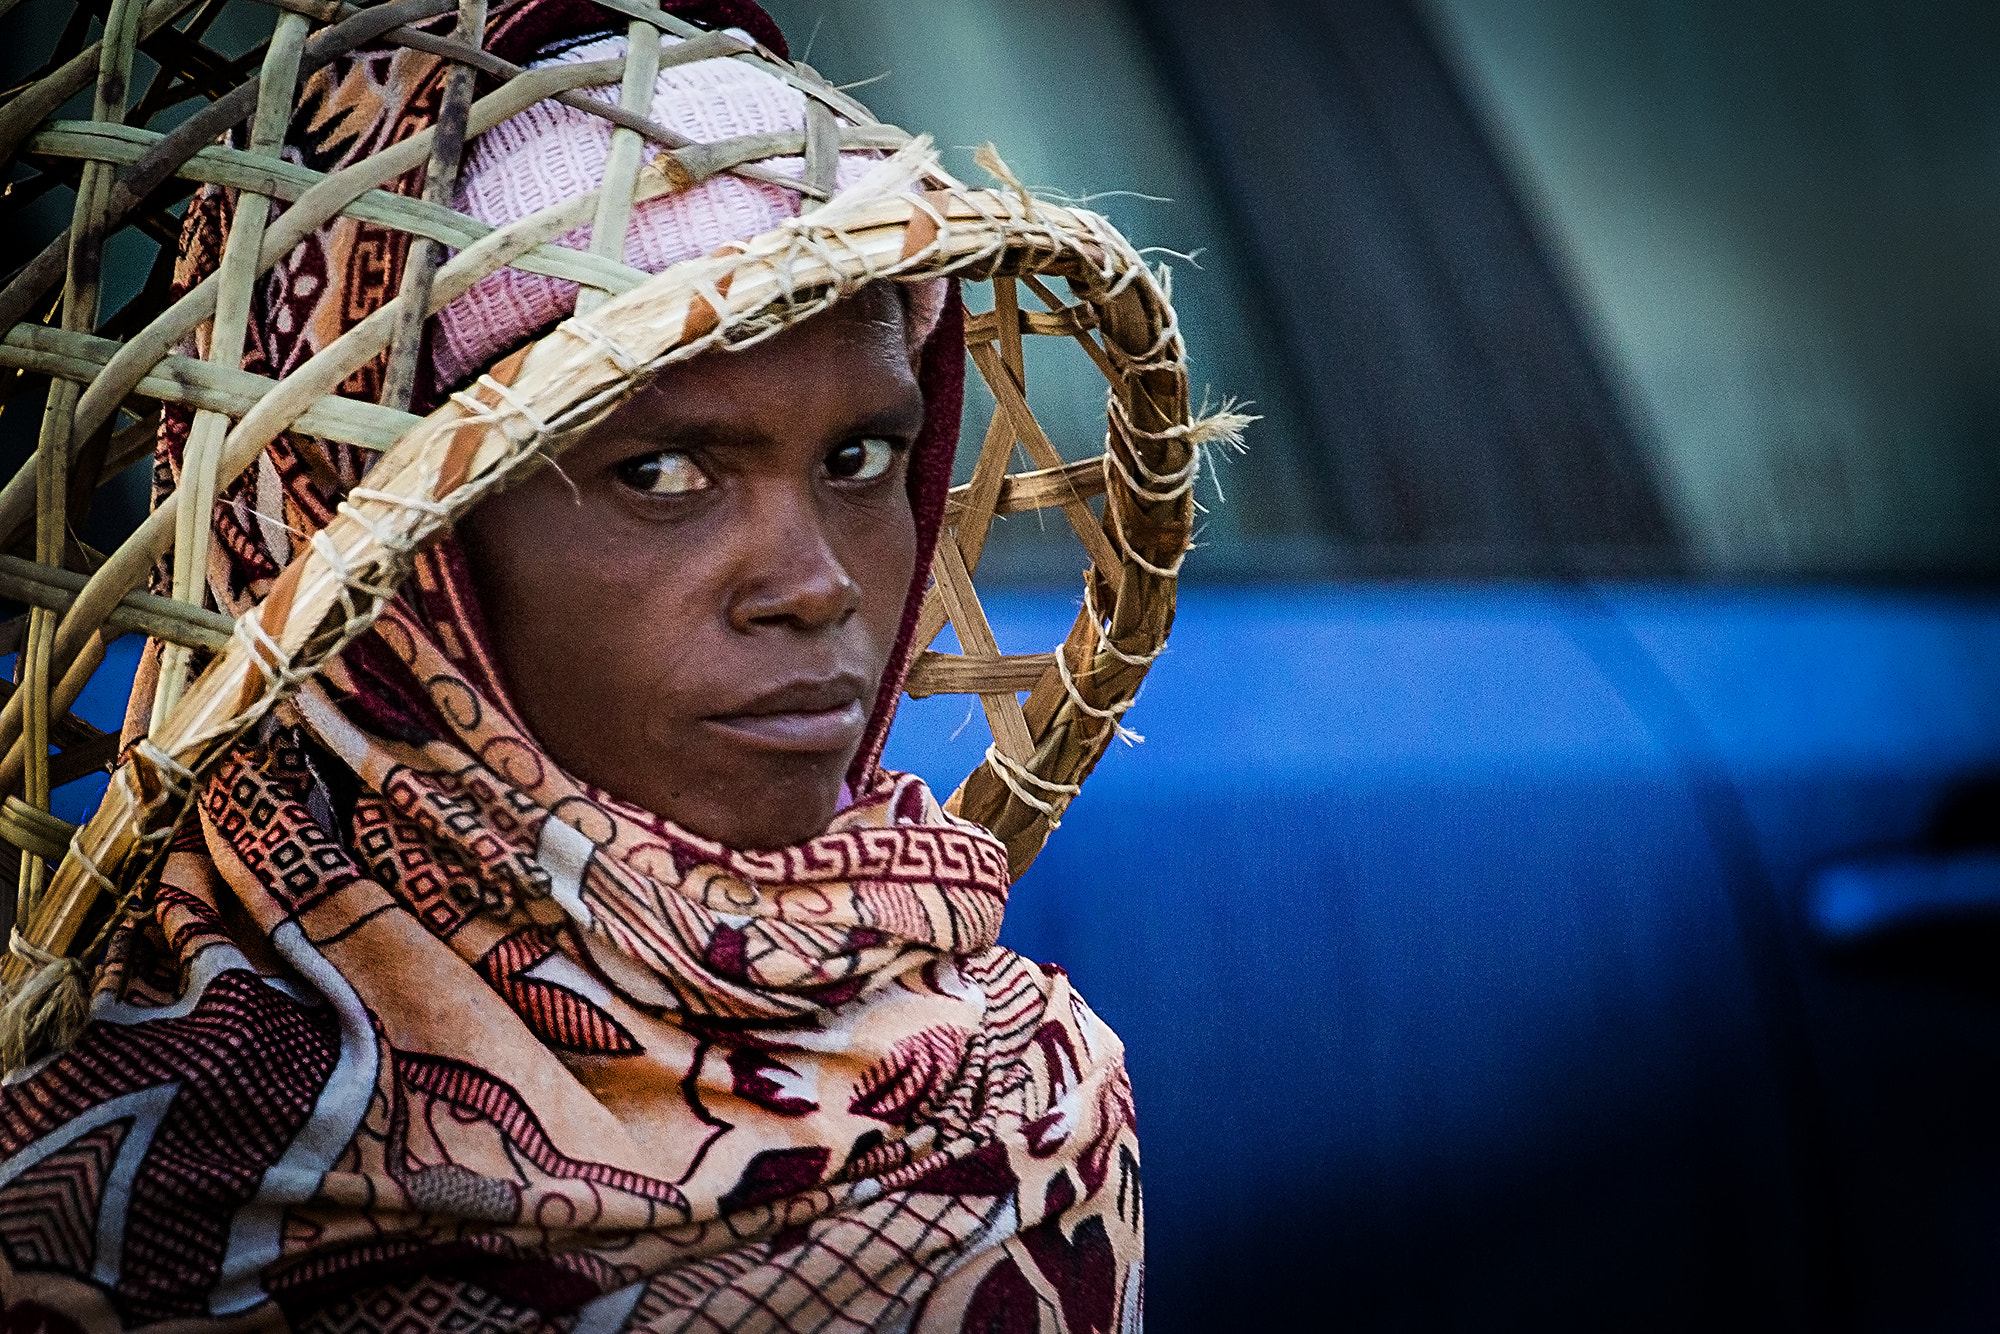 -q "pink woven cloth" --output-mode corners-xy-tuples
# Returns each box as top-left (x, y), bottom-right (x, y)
(434, 30), (940, 388)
